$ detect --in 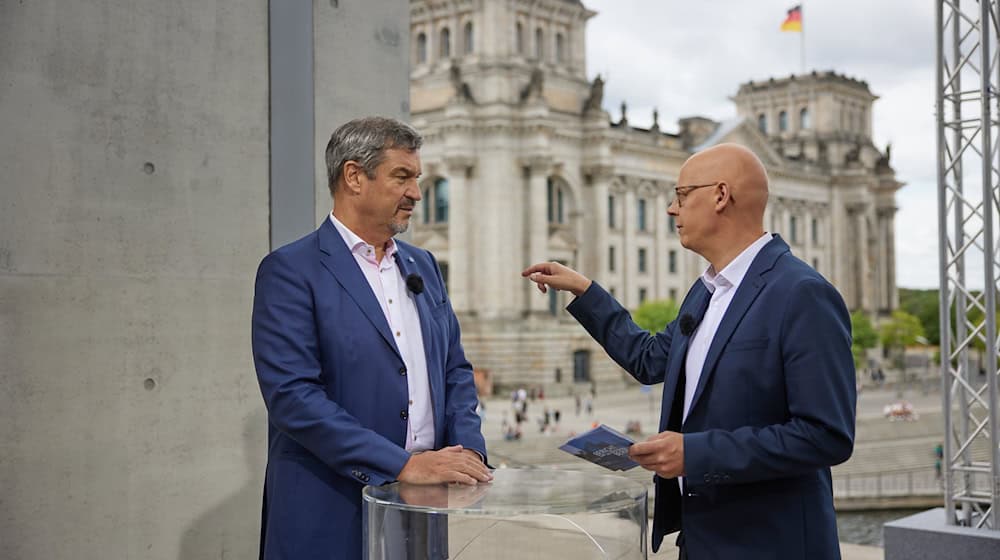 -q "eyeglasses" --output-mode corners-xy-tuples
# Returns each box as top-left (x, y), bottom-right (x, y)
(671, 181), (721, 208)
